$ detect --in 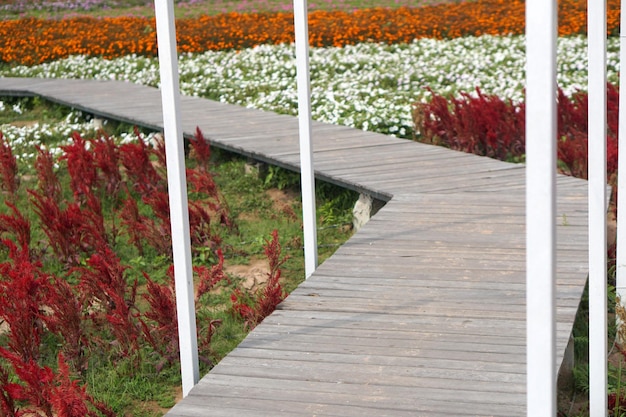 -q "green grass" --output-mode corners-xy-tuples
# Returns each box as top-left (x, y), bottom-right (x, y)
(0, 96), (73, 125)
(86, 356), (179, 416)
(213, 149), (358, 286)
